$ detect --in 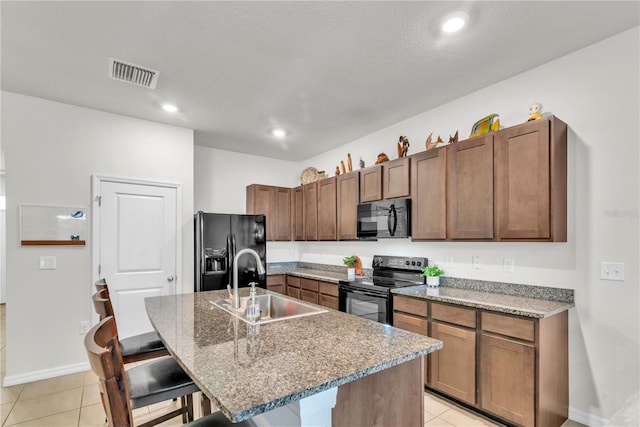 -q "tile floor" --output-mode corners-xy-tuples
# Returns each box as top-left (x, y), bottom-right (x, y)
(0, 304), (586, 426)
